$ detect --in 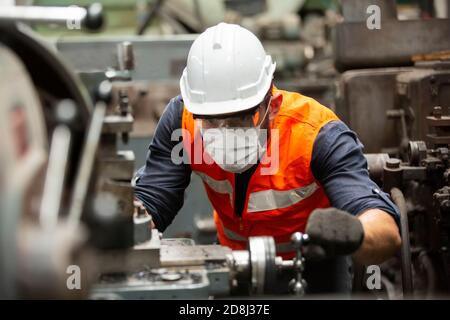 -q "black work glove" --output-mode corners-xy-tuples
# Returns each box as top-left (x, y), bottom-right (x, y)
(304, 208), (364, 260)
